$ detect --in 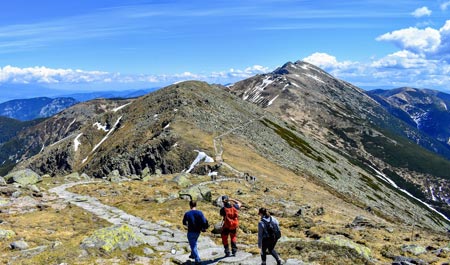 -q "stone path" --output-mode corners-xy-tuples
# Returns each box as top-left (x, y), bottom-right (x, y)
(49, 181), (303, 264)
